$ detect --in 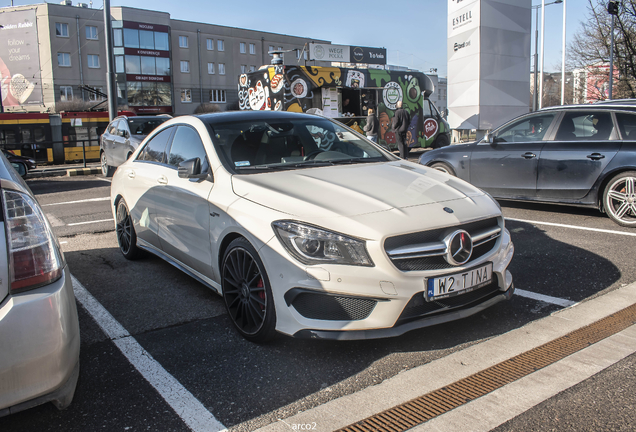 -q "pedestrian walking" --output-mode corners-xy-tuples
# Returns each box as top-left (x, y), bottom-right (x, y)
(392, 101), (411, 158)
(363, 108), (379, 143)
